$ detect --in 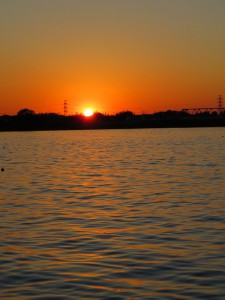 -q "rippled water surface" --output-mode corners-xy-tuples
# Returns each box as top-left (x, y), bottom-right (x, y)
(1, 128), (225, 299)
